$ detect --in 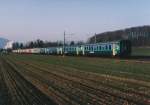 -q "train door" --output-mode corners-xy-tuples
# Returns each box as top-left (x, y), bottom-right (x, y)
(76, 46), (82, 55)
(112, 44), (117, 56)
(90, 45), (94, 54)
(76, 47), (79, 55)
(81, 46), (85, 55)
